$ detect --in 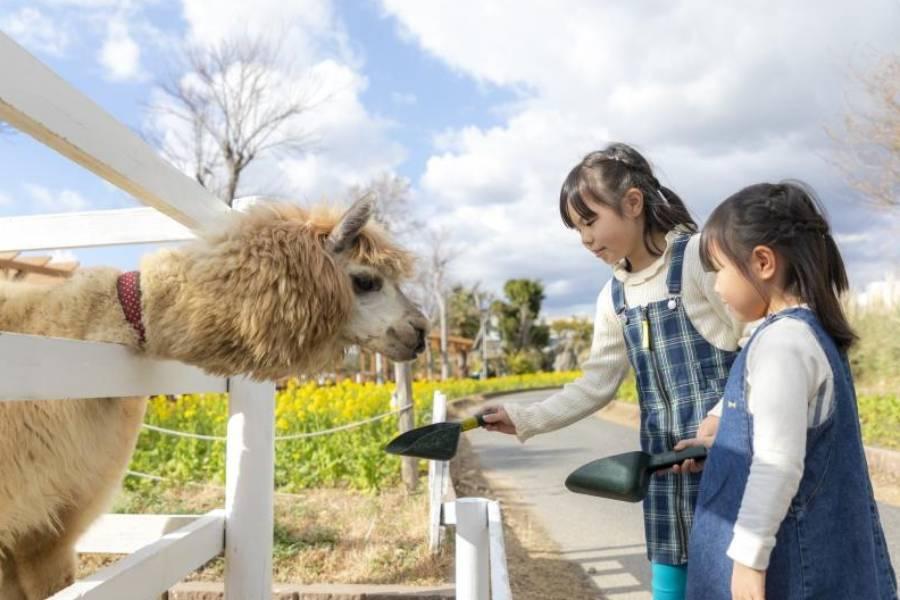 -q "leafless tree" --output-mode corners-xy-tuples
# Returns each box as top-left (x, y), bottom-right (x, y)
(408, 227), (461, 380)
(149, 35), (329, 205)
(830, 55), (899, 209)
(347, 172), (422, 239)
(471, 284), (495, 380)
